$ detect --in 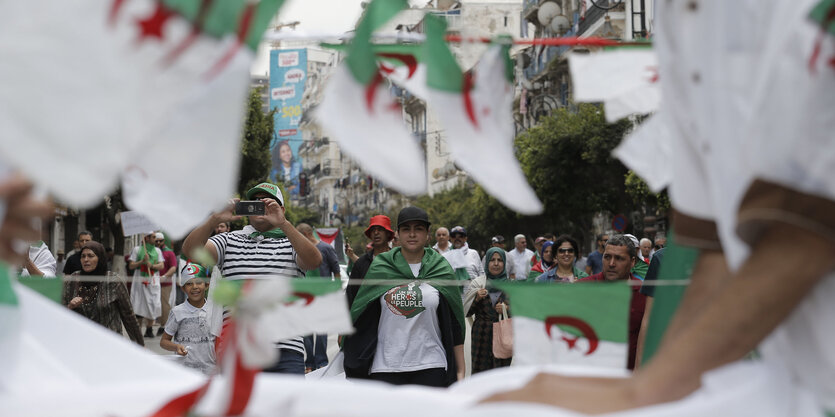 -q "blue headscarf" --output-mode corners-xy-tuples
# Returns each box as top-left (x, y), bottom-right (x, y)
(540, 241), (555, 270)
